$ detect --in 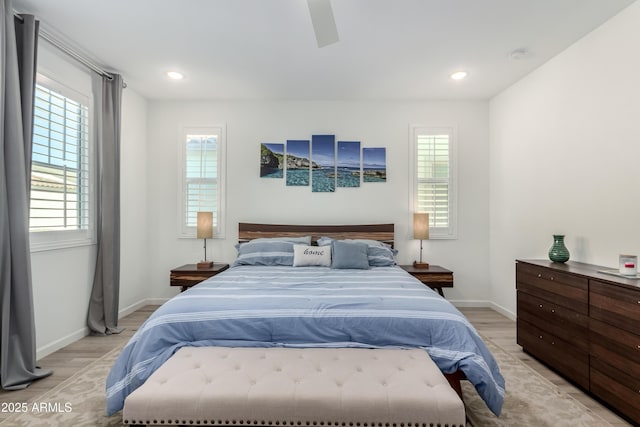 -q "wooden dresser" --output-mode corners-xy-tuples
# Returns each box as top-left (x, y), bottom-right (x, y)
(516, 259), (640, 424)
